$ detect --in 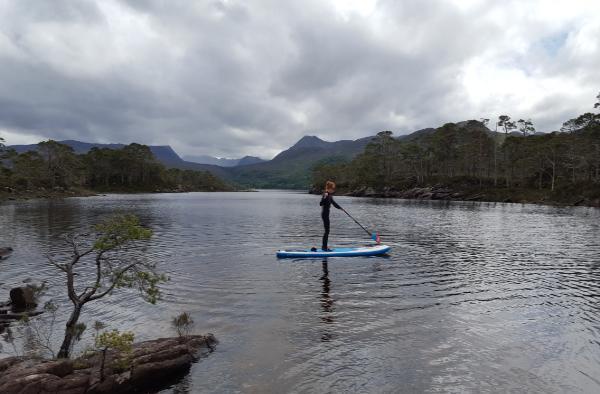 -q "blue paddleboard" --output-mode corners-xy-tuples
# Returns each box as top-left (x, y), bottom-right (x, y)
(276, 244), (391, 258)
